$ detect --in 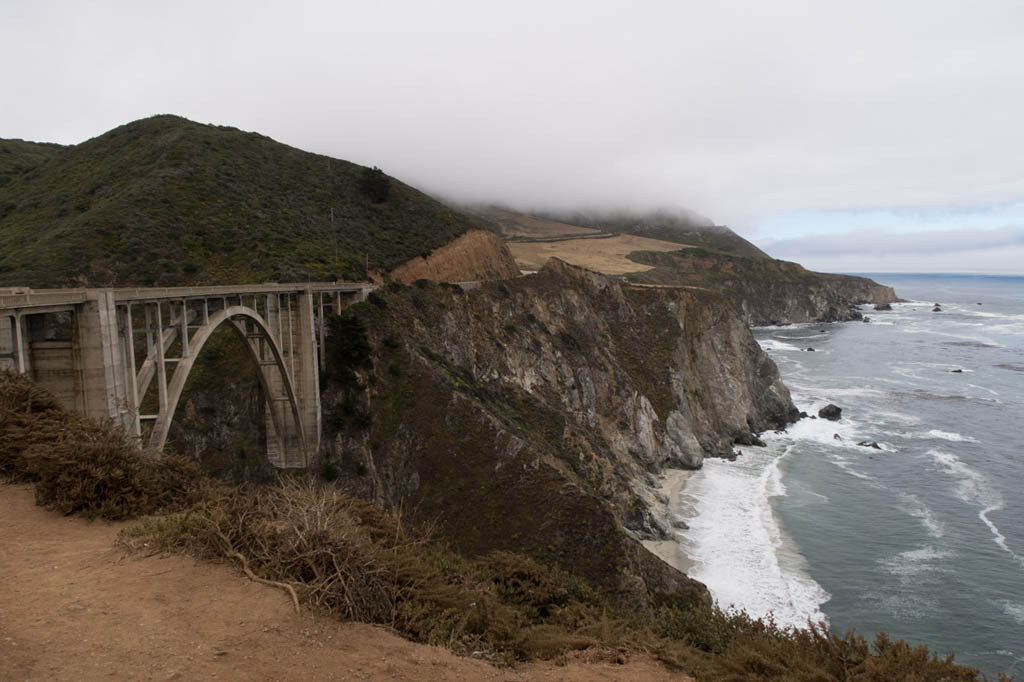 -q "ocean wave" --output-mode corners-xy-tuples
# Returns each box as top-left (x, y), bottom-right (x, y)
(878, 545), (953, 577)
(997, 600), (1024, 624)
(927, 449), (1024, 571)
(897, 493), (946, 539)
(681, 449), (831, 629)
(757, 339), (806, 353)
(891, 429), (979, 443)
(897, 327), (1003, 347)
(965, 311), (1024, 322)
(874, 410), (922, 426)
(967, 383), (999, 397)
(830, 455), (876, 481)
(799, 386), (889, 400)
